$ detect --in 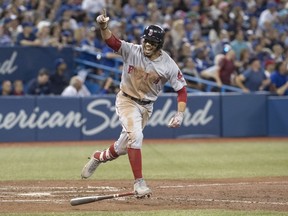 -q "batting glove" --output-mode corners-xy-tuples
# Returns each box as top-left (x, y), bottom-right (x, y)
(168, 112), (184, 128)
